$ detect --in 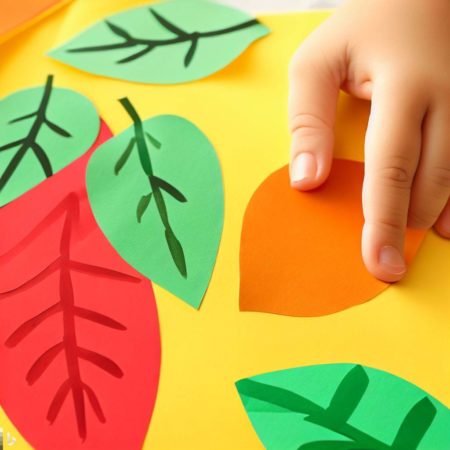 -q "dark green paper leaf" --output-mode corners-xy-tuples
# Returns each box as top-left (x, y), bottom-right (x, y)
(236, 364), (450, 450)
(49, 0), (270, 84)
